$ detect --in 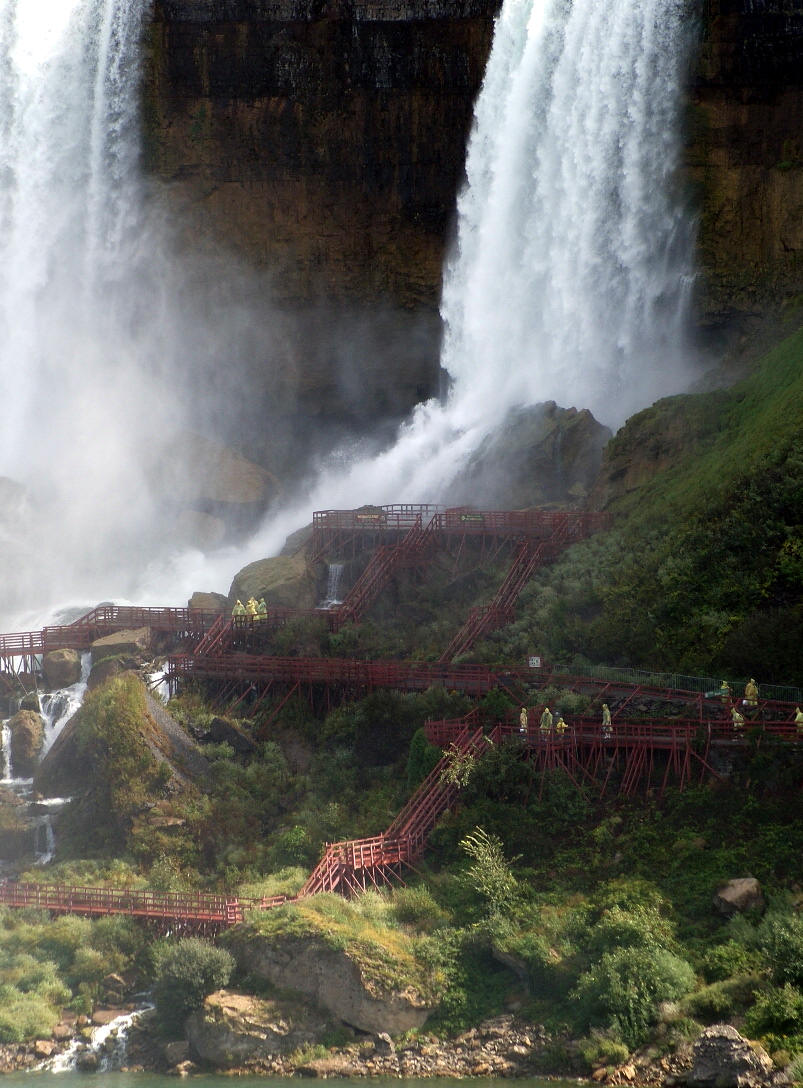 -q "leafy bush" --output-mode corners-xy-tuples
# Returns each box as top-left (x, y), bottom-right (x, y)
(0, 985), (60, 1043)
(585, 904), (678, 958)
(577, 1029), (631, 1067)
(745, 984), (803, 1038)
(572, 945), (696, 1048)
(152, 938), (235, 1035)
(702, 938), (762, 982)
(391, 886), (450, 932)
(757, 909), (803, 987)
(683, 976), (759, 1021)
